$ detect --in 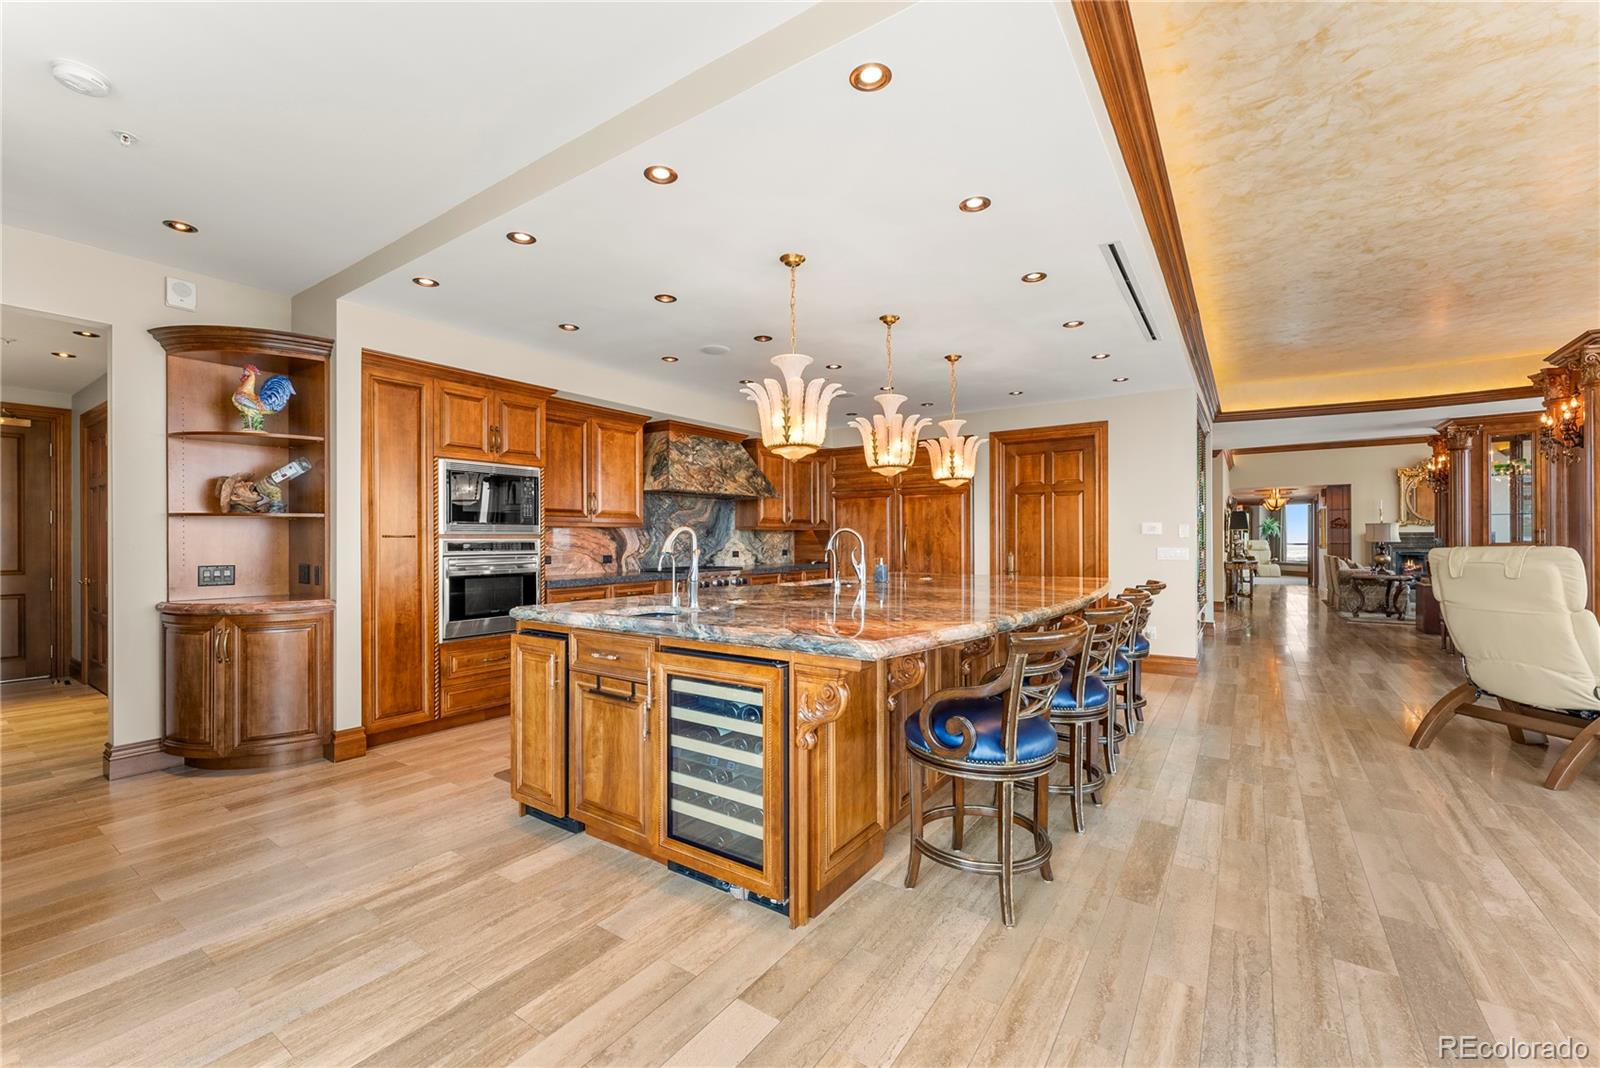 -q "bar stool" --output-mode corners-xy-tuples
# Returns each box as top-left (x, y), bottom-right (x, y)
(1128, 580), (1166, 727)
(1042, 612), (1117, 832)
(1116, 588), (1153, 737)
(904, 629), (1081, 927)
(1091, 598), (1137, 774)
